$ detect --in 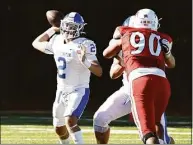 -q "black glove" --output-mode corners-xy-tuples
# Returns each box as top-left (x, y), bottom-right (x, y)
(159, 39), (171, 54)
